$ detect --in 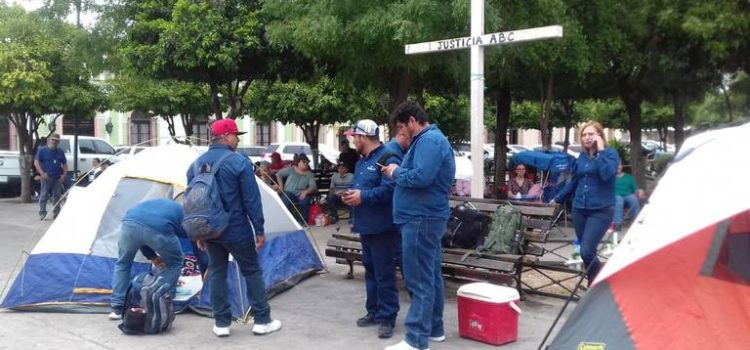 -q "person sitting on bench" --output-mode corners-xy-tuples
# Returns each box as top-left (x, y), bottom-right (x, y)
(327, 161), (353, 223)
